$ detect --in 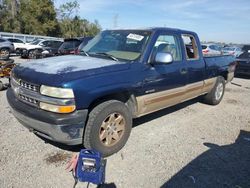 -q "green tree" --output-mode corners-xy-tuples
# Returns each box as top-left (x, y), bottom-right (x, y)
(0, 0), (101, 38)
(58, 0), (101, 38)
(0, 0), (20, 33)
(19, 0), (61, 36)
